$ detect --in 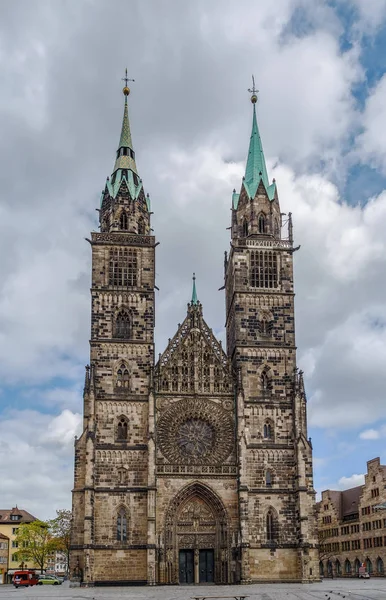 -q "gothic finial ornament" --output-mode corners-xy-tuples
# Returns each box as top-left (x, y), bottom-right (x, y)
(248, 74), (258, 104)
(122, 67), (135, 96)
